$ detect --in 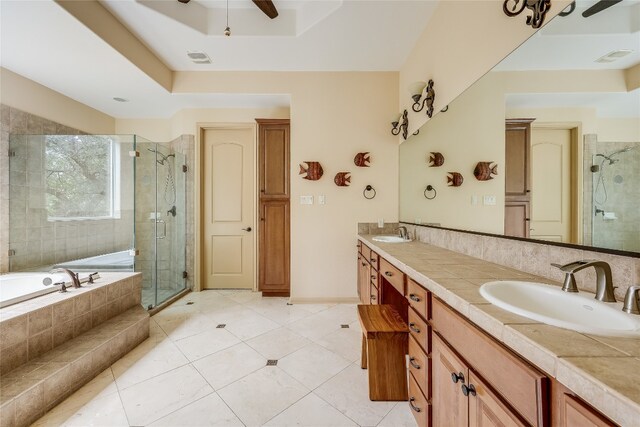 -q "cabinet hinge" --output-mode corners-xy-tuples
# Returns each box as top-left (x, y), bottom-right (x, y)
(8, 249), (16, 256)
(182, 165), (187, 173)
(129, 150), (140, 157)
